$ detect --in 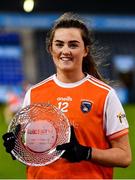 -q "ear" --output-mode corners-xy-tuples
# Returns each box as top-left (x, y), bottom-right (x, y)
(48, 45), (52, 54)
(83, 46), (89, 57)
